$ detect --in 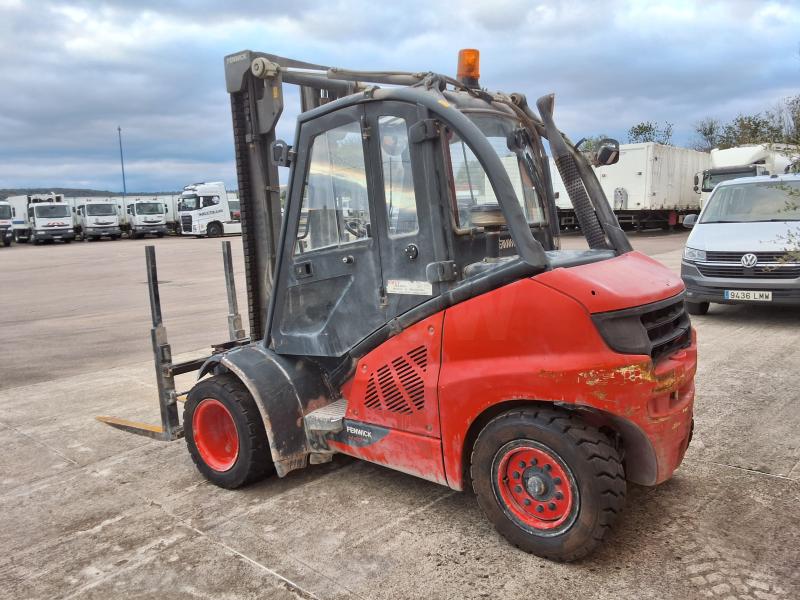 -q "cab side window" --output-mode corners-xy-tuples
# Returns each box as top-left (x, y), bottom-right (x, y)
(377, 116), (418, 236)
(201, 196), (220, 208)
(295, 121), (371, 254)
